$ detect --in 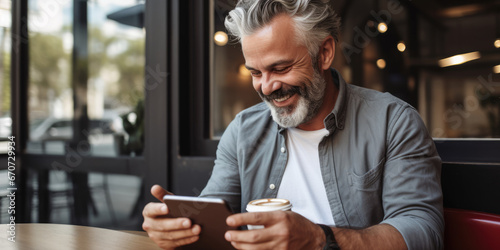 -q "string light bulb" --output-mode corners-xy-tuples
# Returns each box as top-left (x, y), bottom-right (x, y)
(495, 38), (500, 48)
(494, 65), (500, 74)
(378, 22), (388, 33)
(376, 59), (386, 69)
(214, 31), (228, 46)
(397, 42), (406, 52)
